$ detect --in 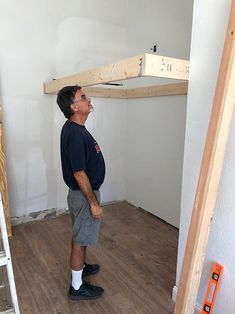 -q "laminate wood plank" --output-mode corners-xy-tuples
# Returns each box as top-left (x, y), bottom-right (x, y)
(21, 221), (100, 314)
(98, 203), (176, 312)
(91, 245), (172, 313)
(10, 225), (72, 314)
(9, 201), (178, 313)
(10, 239), (40, 314)
(10, 233), (54, 313)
